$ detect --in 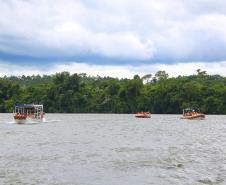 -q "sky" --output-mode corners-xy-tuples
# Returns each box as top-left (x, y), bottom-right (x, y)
(1, 0), (226, 78)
